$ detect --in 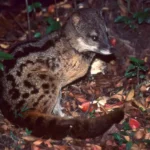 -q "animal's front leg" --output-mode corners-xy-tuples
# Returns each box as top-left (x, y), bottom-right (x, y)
(53, 90), (65, 117)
